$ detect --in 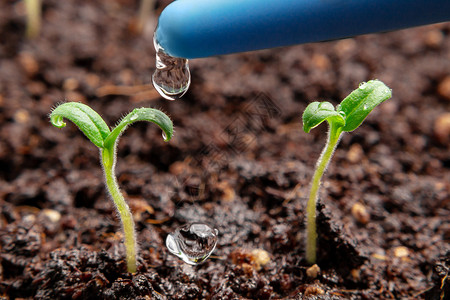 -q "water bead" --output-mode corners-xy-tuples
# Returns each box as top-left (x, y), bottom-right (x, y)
(152, 36), (191, 101)
(166, 223), (219, 265)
